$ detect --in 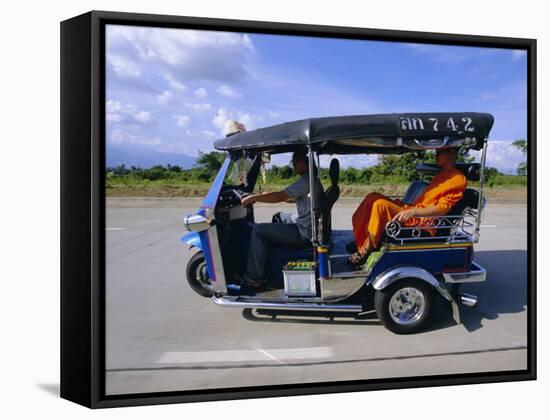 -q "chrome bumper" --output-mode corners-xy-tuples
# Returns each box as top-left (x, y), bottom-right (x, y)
(442, 261), (487, 284)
